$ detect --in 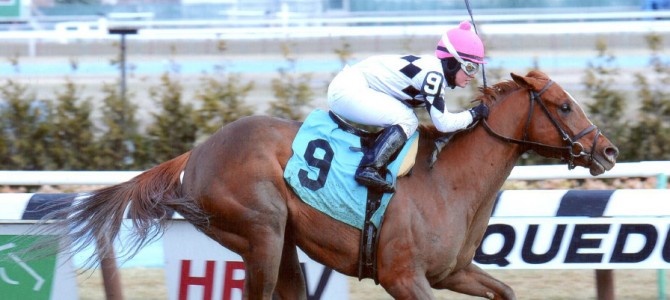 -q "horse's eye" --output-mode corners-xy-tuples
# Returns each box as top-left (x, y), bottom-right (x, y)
(560, 103), (571, 113)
